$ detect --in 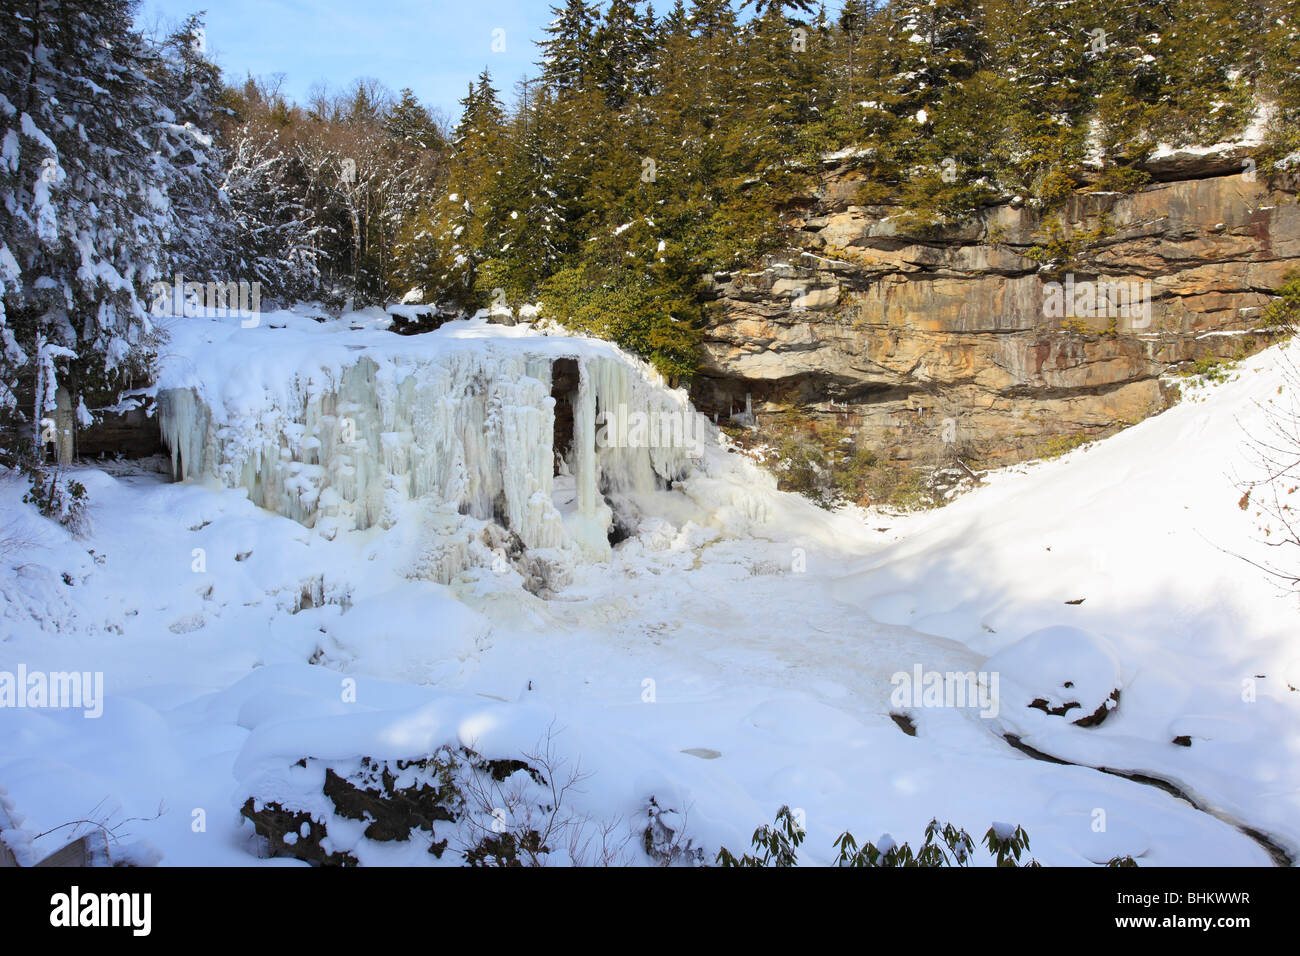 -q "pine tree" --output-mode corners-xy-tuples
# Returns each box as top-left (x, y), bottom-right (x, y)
(539, 0), (600, 94)
(882, 0), (986, 119)
(0, 0), (210, 454)
(741, 0), (816, 19)
(398, 72), (509, 307)
(150, 14), (237, 285)
(592, 0), (648, 111)
(385, 88), (445, 151)
(489, 87), (567, 302)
